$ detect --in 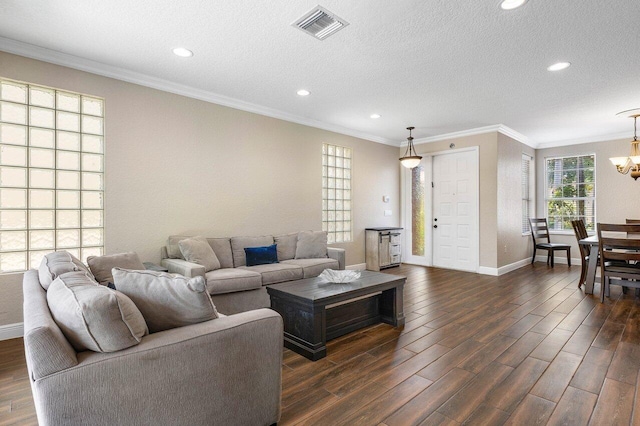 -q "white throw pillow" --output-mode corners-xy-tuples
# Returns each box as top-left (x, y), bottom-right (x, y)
(179, 236), (221, 272)
(47, 271), (148, 352)
(113, 268), (219, 333)
(295, 231), (328, 259)
(38, 251), (95, 291)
